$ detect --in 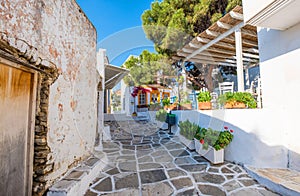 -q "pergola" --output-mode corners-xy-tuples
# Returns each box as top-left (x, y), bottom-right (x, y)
(172, 6), (259, 92)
